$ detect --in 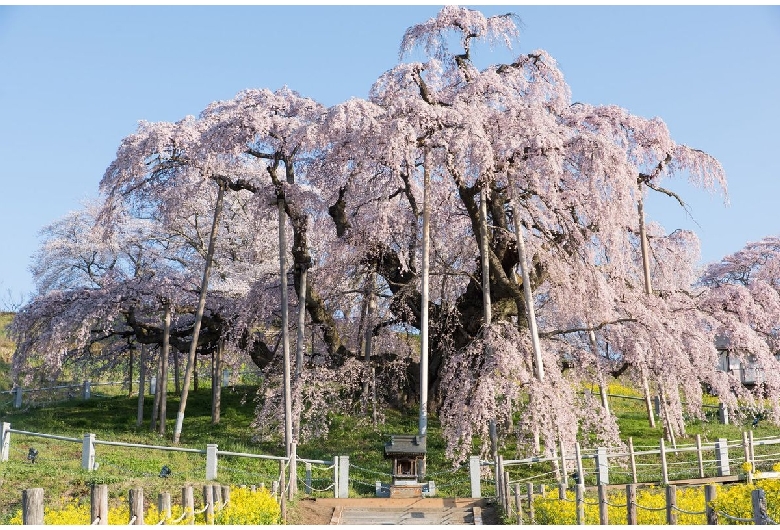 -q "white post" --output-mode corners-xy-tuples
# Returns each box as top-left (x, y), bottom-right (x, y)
(1, 422), (10, 462)
(469, 455), (482, 498)
(222, 369), (230, 387)
(206, 444), (218, 481)
(82, 380), (91, 400)
(660, 438), (668, 484)
(574, 442), (585, 486)
(305, 462), (312, 494)
(333, 456), (339, 499)
(715, 438), (730, 476)
(150, 376), (157, 397)
(13, 387), (22, 409)
(82, 433), (96, 471)
(338, 455), (350, 499)
(596, 447), (609, 485)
